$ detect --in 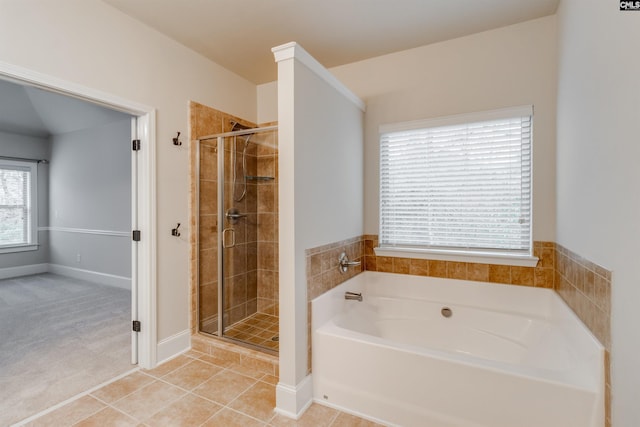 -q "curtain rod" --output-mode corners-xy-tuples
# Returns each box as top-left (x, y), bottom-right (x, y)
(0, 155), (49, 164)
